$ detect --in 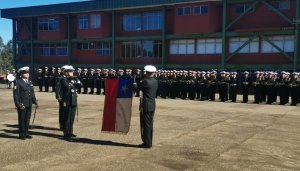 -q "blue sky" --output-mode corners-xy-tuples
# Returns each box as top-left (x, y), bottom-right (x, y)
(0, 0), (89, 44)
